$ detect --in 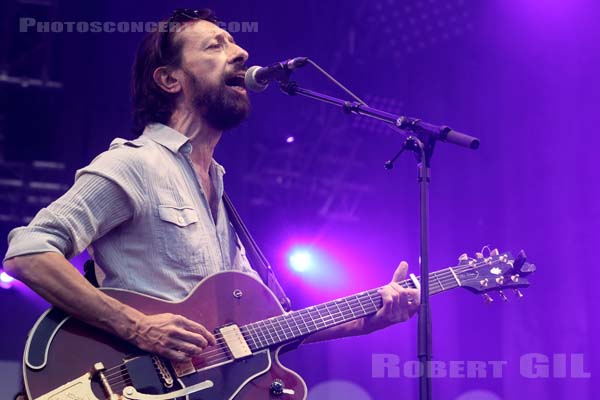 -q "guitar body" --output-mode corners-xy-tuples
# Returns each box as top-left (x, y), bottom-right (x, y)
(23, 271), (307, 400)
